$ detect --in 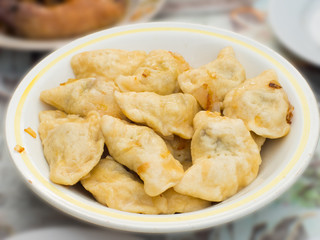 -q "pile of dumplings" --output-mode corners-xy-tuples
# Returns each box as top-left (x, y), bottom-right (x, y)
(38, 47), (294, 214)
